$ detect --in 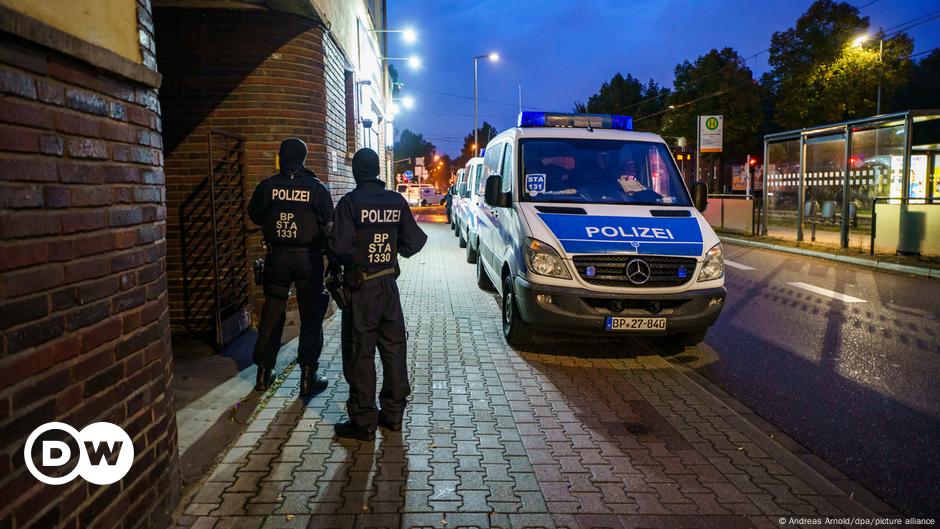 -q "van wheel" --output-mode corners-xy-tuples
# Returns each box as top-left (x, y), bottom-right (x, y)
(669, 328), (708, 347)
(476, 257), (494, 291)
(458, 231), (467, 248)
(466, 237), (478, 263)
(502, 275), (534, 347)
(420, 200), (428, 206)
